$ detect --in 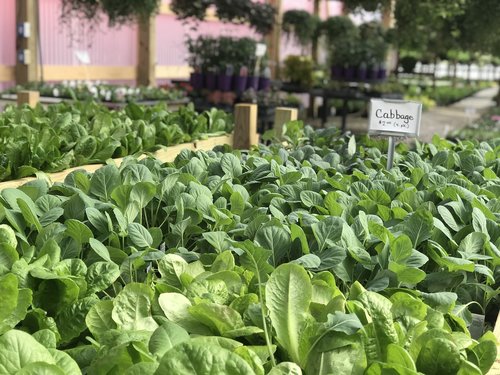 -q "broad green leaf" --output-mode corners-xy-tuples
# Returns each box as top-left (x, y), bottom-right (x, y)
(390, 235), (413, 263)
(221, 153), (242, 177)
(65, 219), (93, 244)
(0, 330), (56, 374)
(149, 322), (190, 359)
(89, 165), (121, 201)
(188, 303), (244, 335)
(291, 223), (310, 254)
(154, 341), (254, 375)
(86, 300), (117, 339)
(312, 217), (343, 252)
(56, 296), (98, 344)
(255, 225), (291, 266)
(237, 240), (274, 282)
(401, 209), (434, 247)
(266, 263), (313, 366)
(268, 362), (302, 375)
(127, 222), (153, 248)
(386, 343), (416, 371)
(88, 238), (112, 263)
(472, 335), (497, 374)
(416, 338), (461, 375)
(0, 273), (18, 322)
(111, 283), (158, 332)
(86, 261), (120, 294)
